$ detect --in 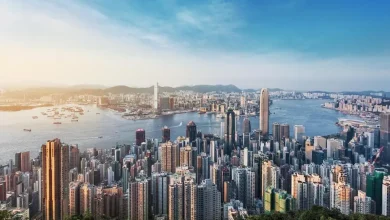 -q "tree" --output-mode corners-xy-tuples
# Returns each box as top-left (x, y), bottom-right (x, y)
(0, 210), (12, 220)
